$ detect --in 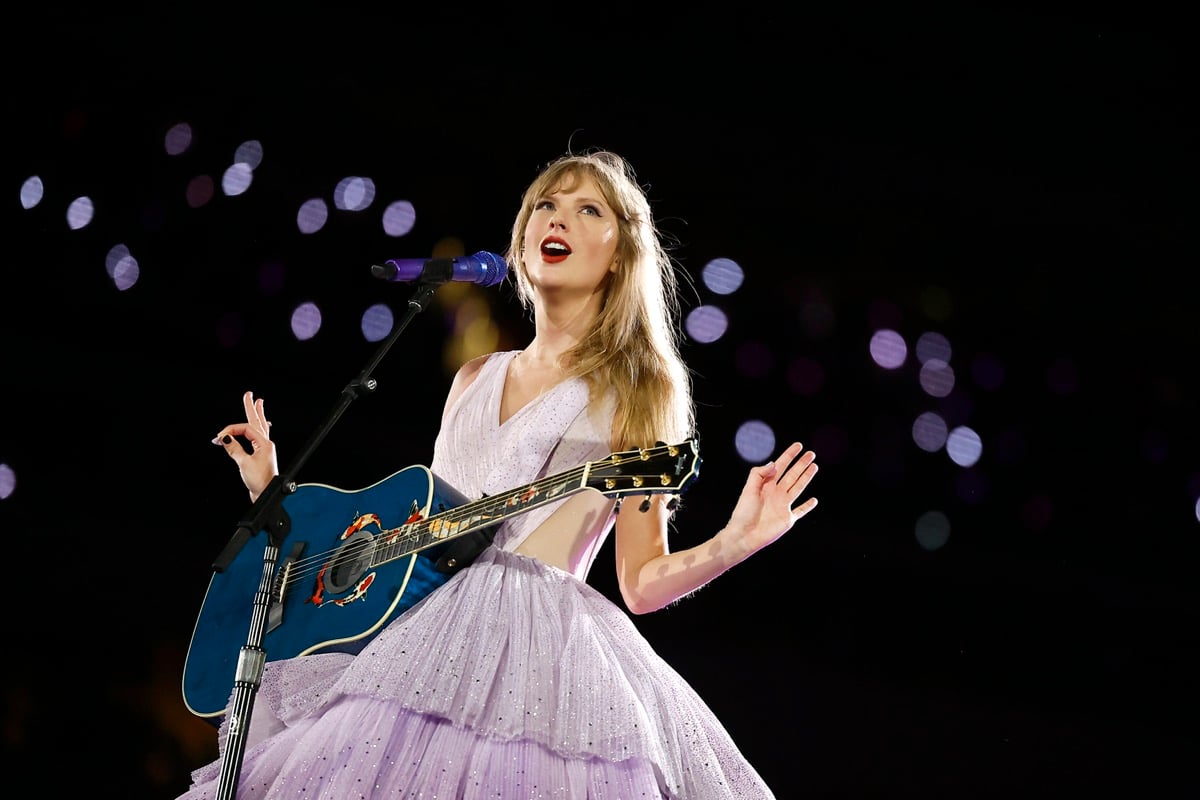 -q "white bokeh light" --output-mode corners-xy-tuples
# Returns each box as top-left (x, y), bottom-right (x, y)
(869, 328), (907, 369)
(20, 176), (44, 209)
(946, 425), (983, 467)
(221, 162), (254, 196)
(334, 176), (376, 211)
(66, 196), (95, 230)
